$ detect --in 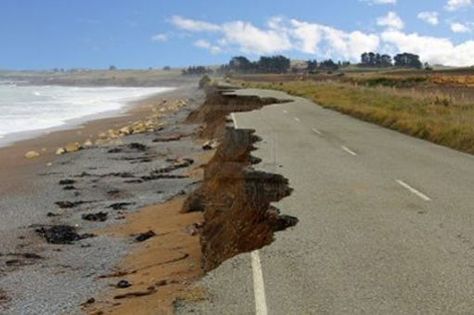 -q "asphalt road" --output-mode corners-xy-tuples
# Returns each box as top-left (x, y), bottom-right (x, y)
(179, 88), (474, 315)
